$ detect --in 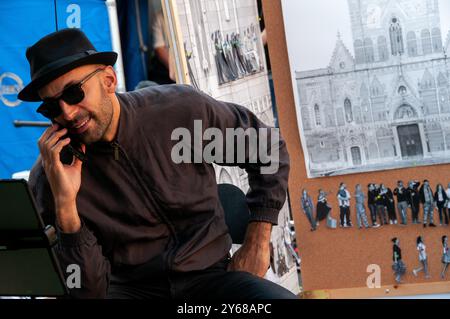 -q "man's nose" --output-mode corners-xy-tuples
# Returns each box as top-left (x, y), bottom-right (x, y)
(59, 100), (79, 121)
